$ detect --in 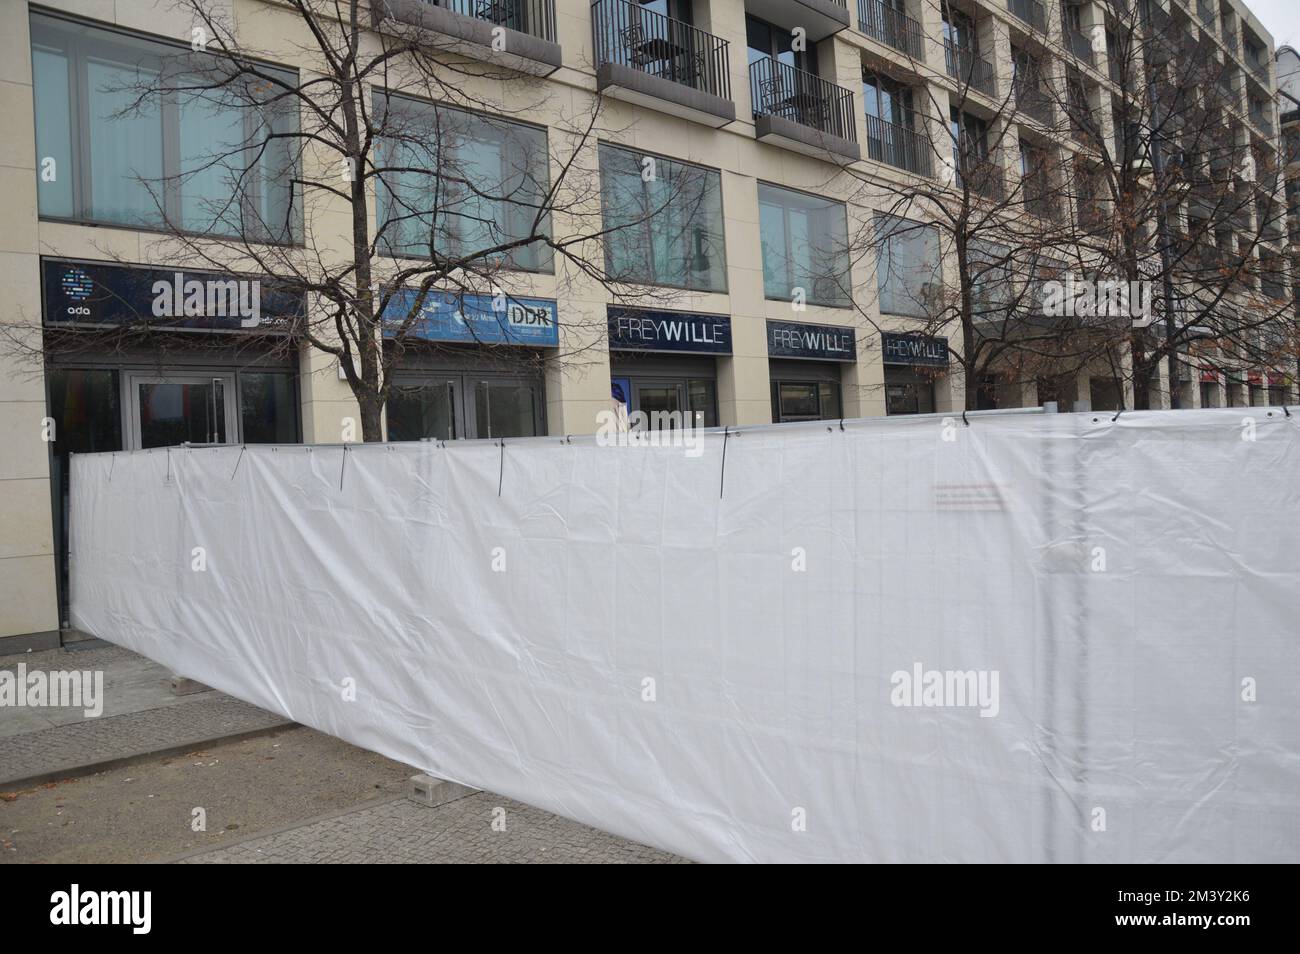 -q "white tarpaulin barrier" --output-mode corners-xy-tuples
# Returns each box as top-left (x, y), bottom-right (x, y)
(70, 408), (1300, 863)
